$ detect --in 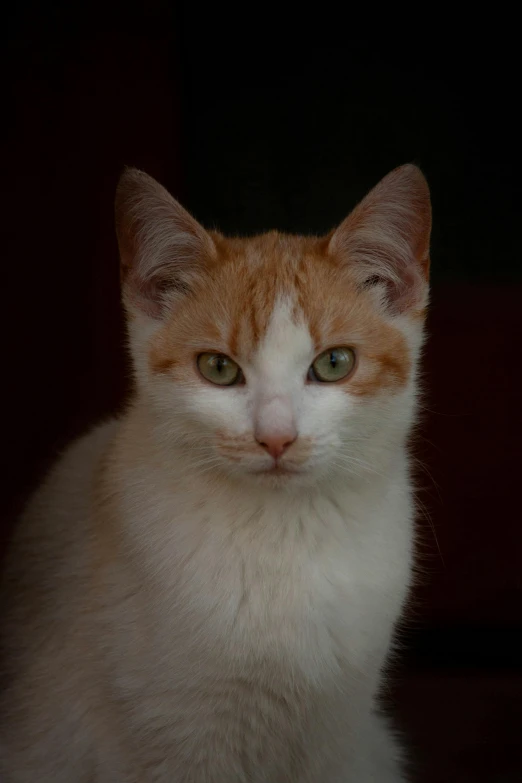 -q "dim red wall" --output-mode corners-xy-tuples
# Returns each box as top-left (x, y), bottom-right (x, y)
(413, 285), (522, 630)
